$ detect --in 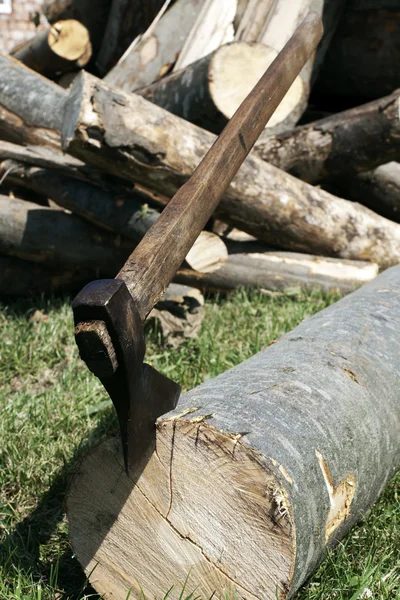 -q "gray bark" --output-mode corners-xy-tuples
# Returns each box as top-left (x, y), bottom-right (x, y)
(335, 162), (400, 223)
(66, 264), (400, 600)
(0, 194), (132, 269)
(104, 0), (204, 91)
(62, 72), (400, 267)
(316, 7), (400, 100)
(254, 90), (400, 183)
(0, 53), (67, 149)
